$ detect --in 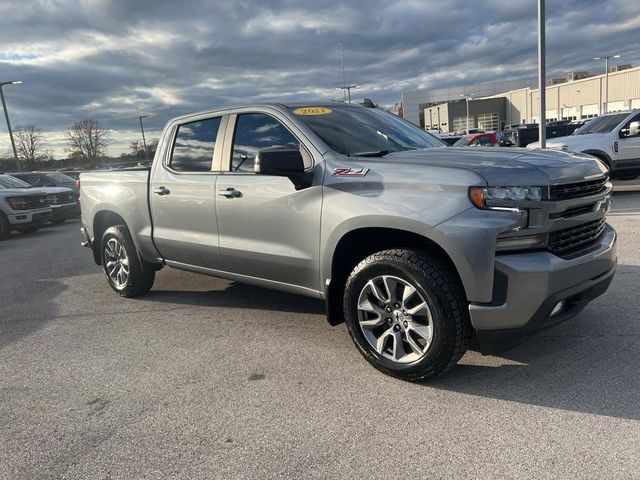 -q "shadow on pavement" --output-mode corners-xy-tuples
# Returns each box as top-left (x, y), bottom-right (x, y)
(144, 282), (325, 315)
(428, 263), (640, 421)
